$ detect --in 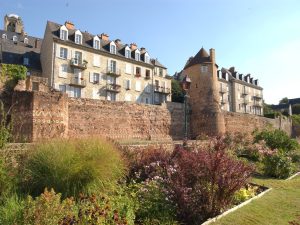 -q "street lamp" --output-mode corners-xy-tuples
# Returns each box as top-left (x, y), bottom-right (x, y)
(181, 75), (191, 141)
